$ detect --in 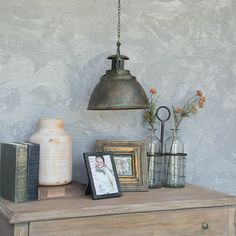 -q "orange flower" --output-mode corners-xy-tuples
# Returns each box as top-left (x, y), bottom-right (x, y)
(175, 107), (182, 113)
(150, 87), (157, 95)
(198, 101), (204, 108)
(192, 106), (198, 113)
(200, 96), (206, 103)
(196, 90), (203, 97)
(173, 90), (205, 129)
